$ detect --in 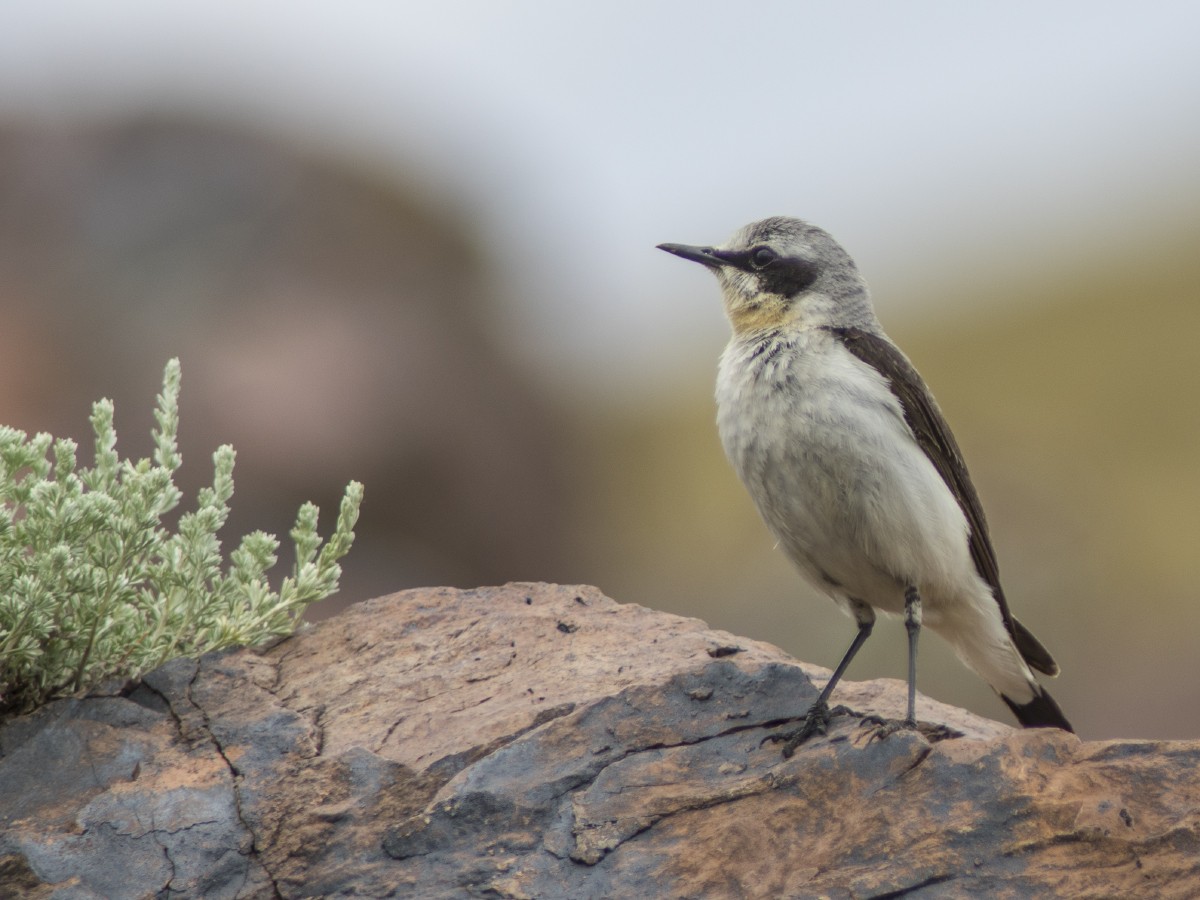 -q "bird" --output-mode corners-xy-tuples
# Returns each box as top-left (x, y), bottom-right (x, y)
(658, 216), (1072, 755)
